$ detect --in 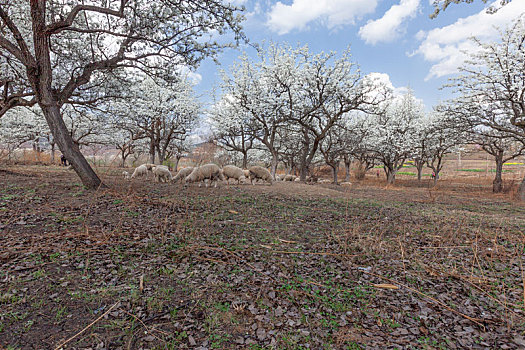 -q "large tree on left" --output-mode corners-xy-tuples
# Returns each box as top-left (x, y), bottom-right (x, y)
(0, 1), (244, 189)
